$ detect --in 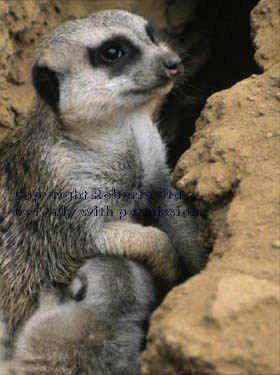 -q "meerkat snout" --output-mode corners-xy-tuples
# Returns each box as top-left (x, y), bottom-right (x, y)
(163, 58), (184, 78)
